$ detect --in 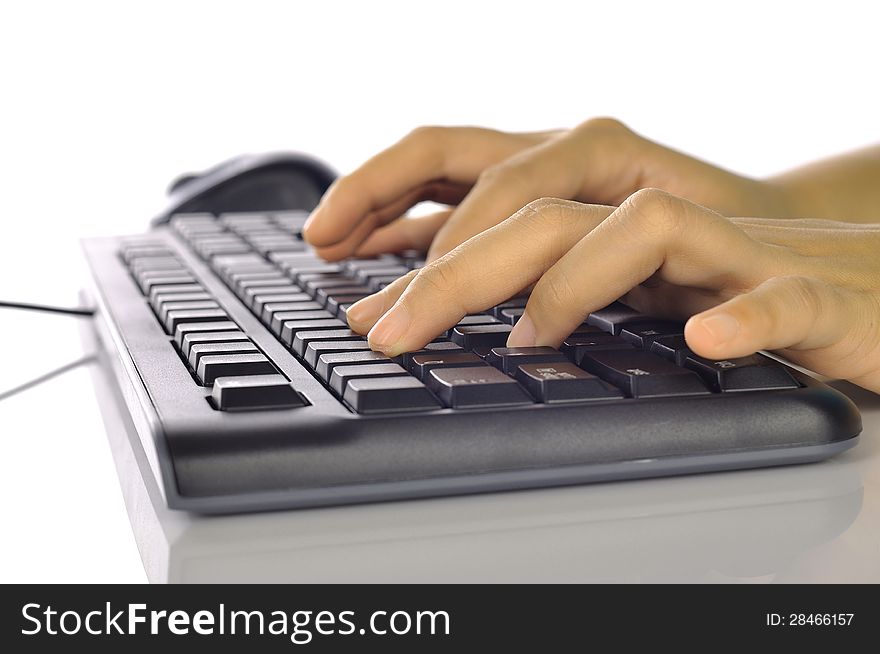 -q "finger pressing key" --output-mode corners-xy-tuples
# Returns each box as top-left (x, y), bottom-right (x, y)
(507, 190), (774, 349)
(347, 200), (615, 356)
